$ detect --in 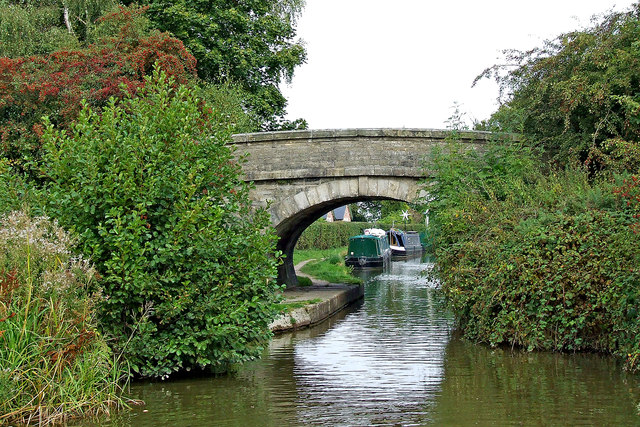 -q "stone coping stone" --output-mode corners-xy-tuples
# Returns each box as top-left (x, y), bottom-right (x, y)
(231, 128), (519, 144)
